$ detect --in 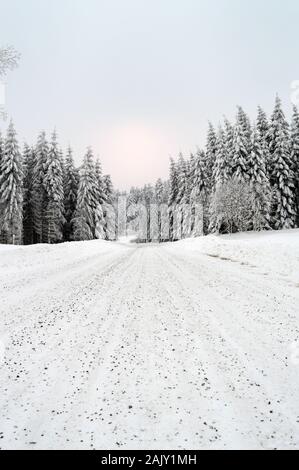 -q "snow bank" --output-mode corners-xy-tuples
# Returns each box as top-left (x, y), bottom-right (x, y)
(175, 229), (299, 282)
(0, 239), (127, 278)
